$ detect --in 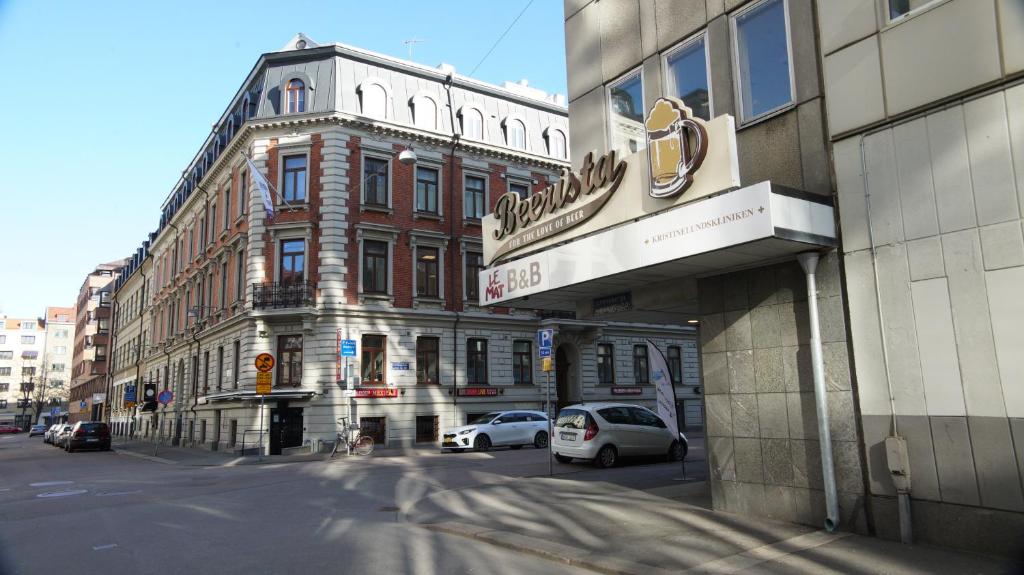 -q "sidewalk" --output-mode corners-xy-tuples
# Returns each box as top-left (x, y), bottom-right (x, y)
(405, 474), (1016, 574)
(111, 438), (443, 467)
